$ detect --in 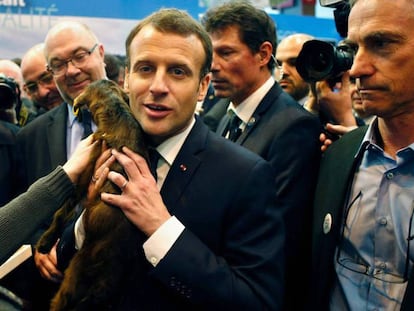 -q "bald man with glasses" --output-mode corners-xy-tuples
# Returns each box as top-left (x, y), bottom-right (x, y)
(21, 43), (63, 115)
(8, 21), (107, 309)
